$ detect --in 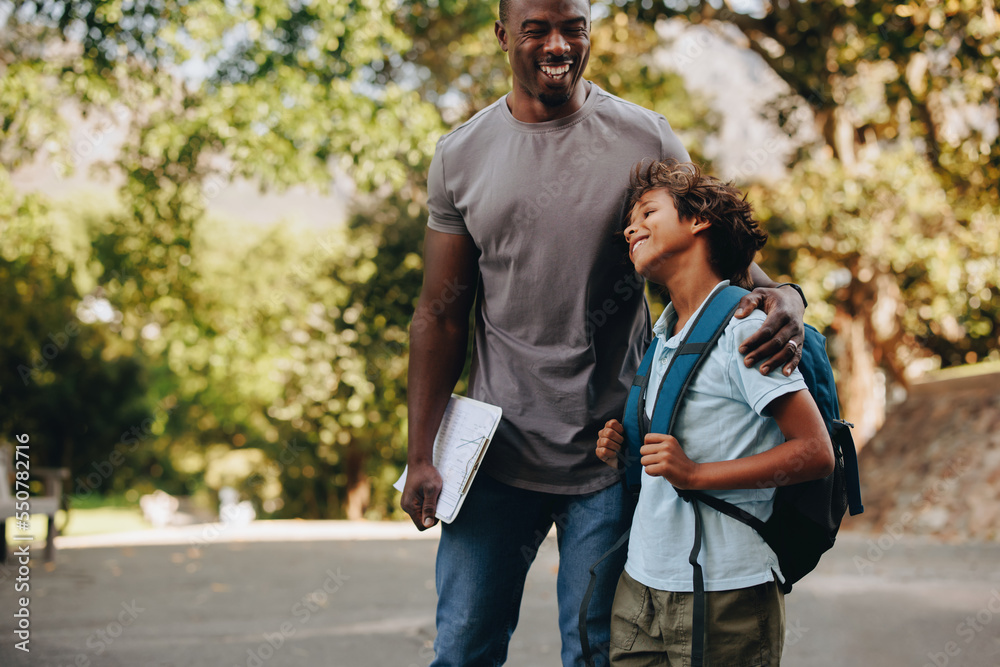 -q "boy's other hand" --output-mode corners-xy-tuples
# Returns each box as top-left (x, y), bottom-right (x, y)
(735, 286), (805, 376)
(596, 419), (625, 469)
(640, 433), (699, 489)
